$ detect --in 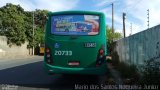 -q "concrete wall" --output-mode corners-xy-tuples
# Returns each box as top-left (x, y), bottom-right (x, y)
(115, 25), (160, 66)
(0, 36), (29, 59)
